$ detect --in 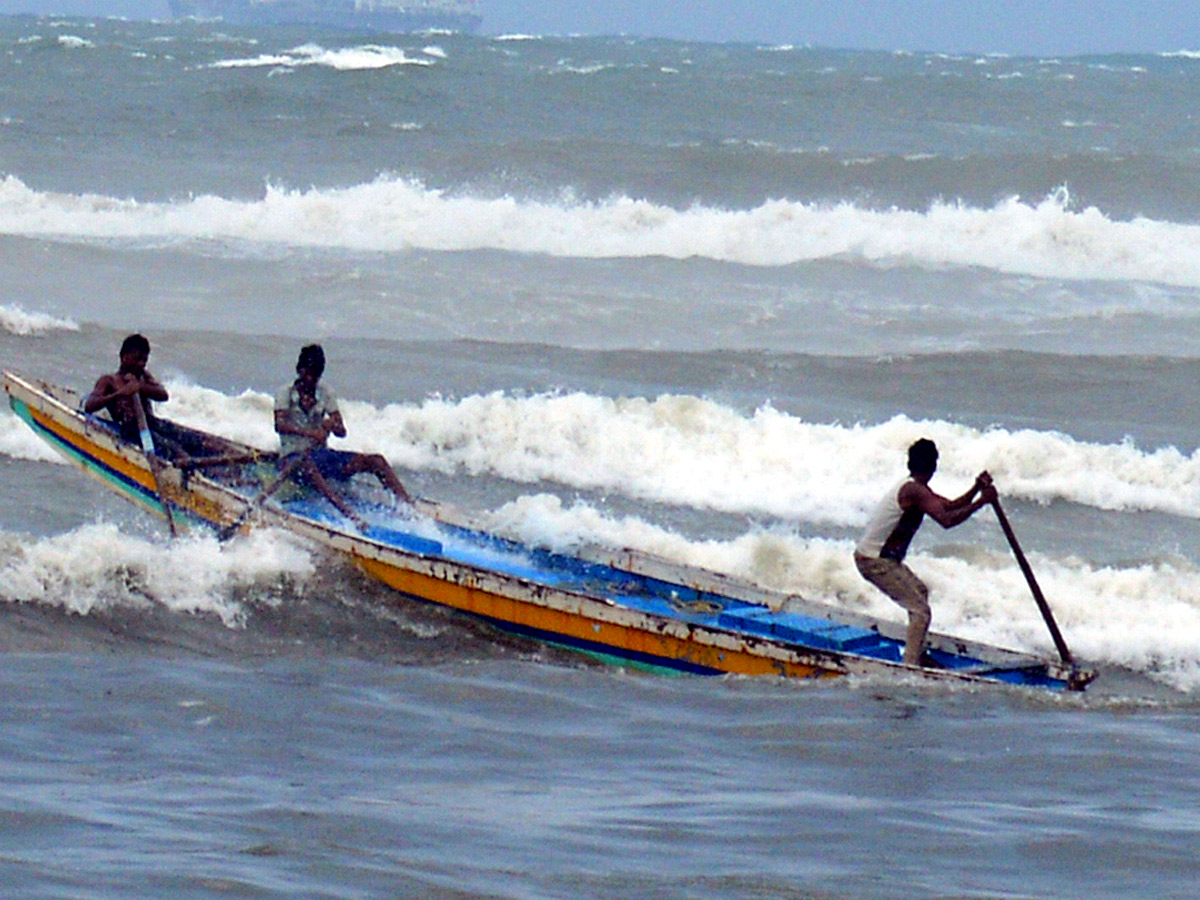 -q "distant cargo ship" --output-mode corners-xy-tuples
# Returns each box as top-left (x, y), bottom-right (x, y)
(168, 1), (483, 34)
